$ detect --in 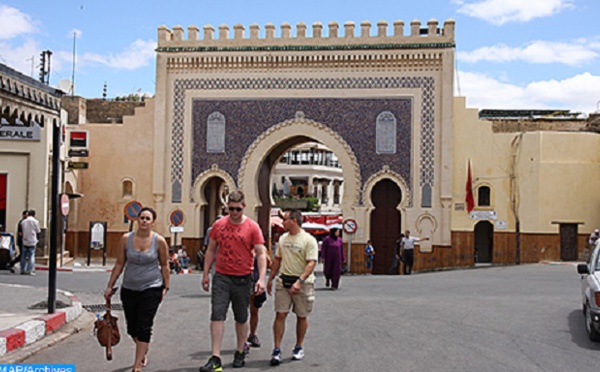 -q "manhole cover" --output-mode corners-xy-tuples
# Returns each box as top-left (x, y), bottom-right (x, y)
(29, 300), (70, 310)
(83, 303), (123, 312)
